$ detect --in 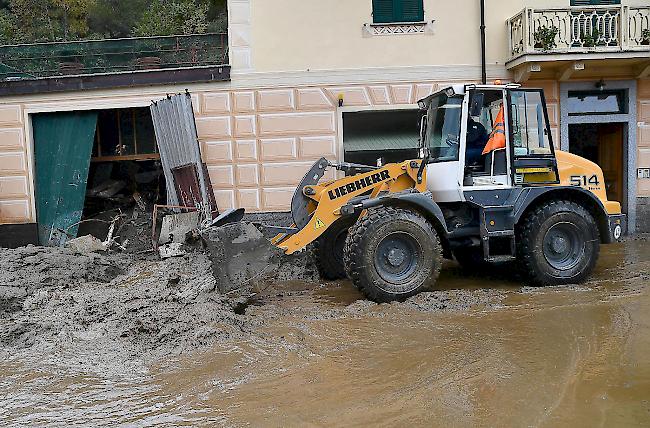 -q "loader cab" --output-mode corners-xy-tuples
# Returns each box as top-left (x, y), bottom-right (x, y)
(419, 85), (559, 201)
